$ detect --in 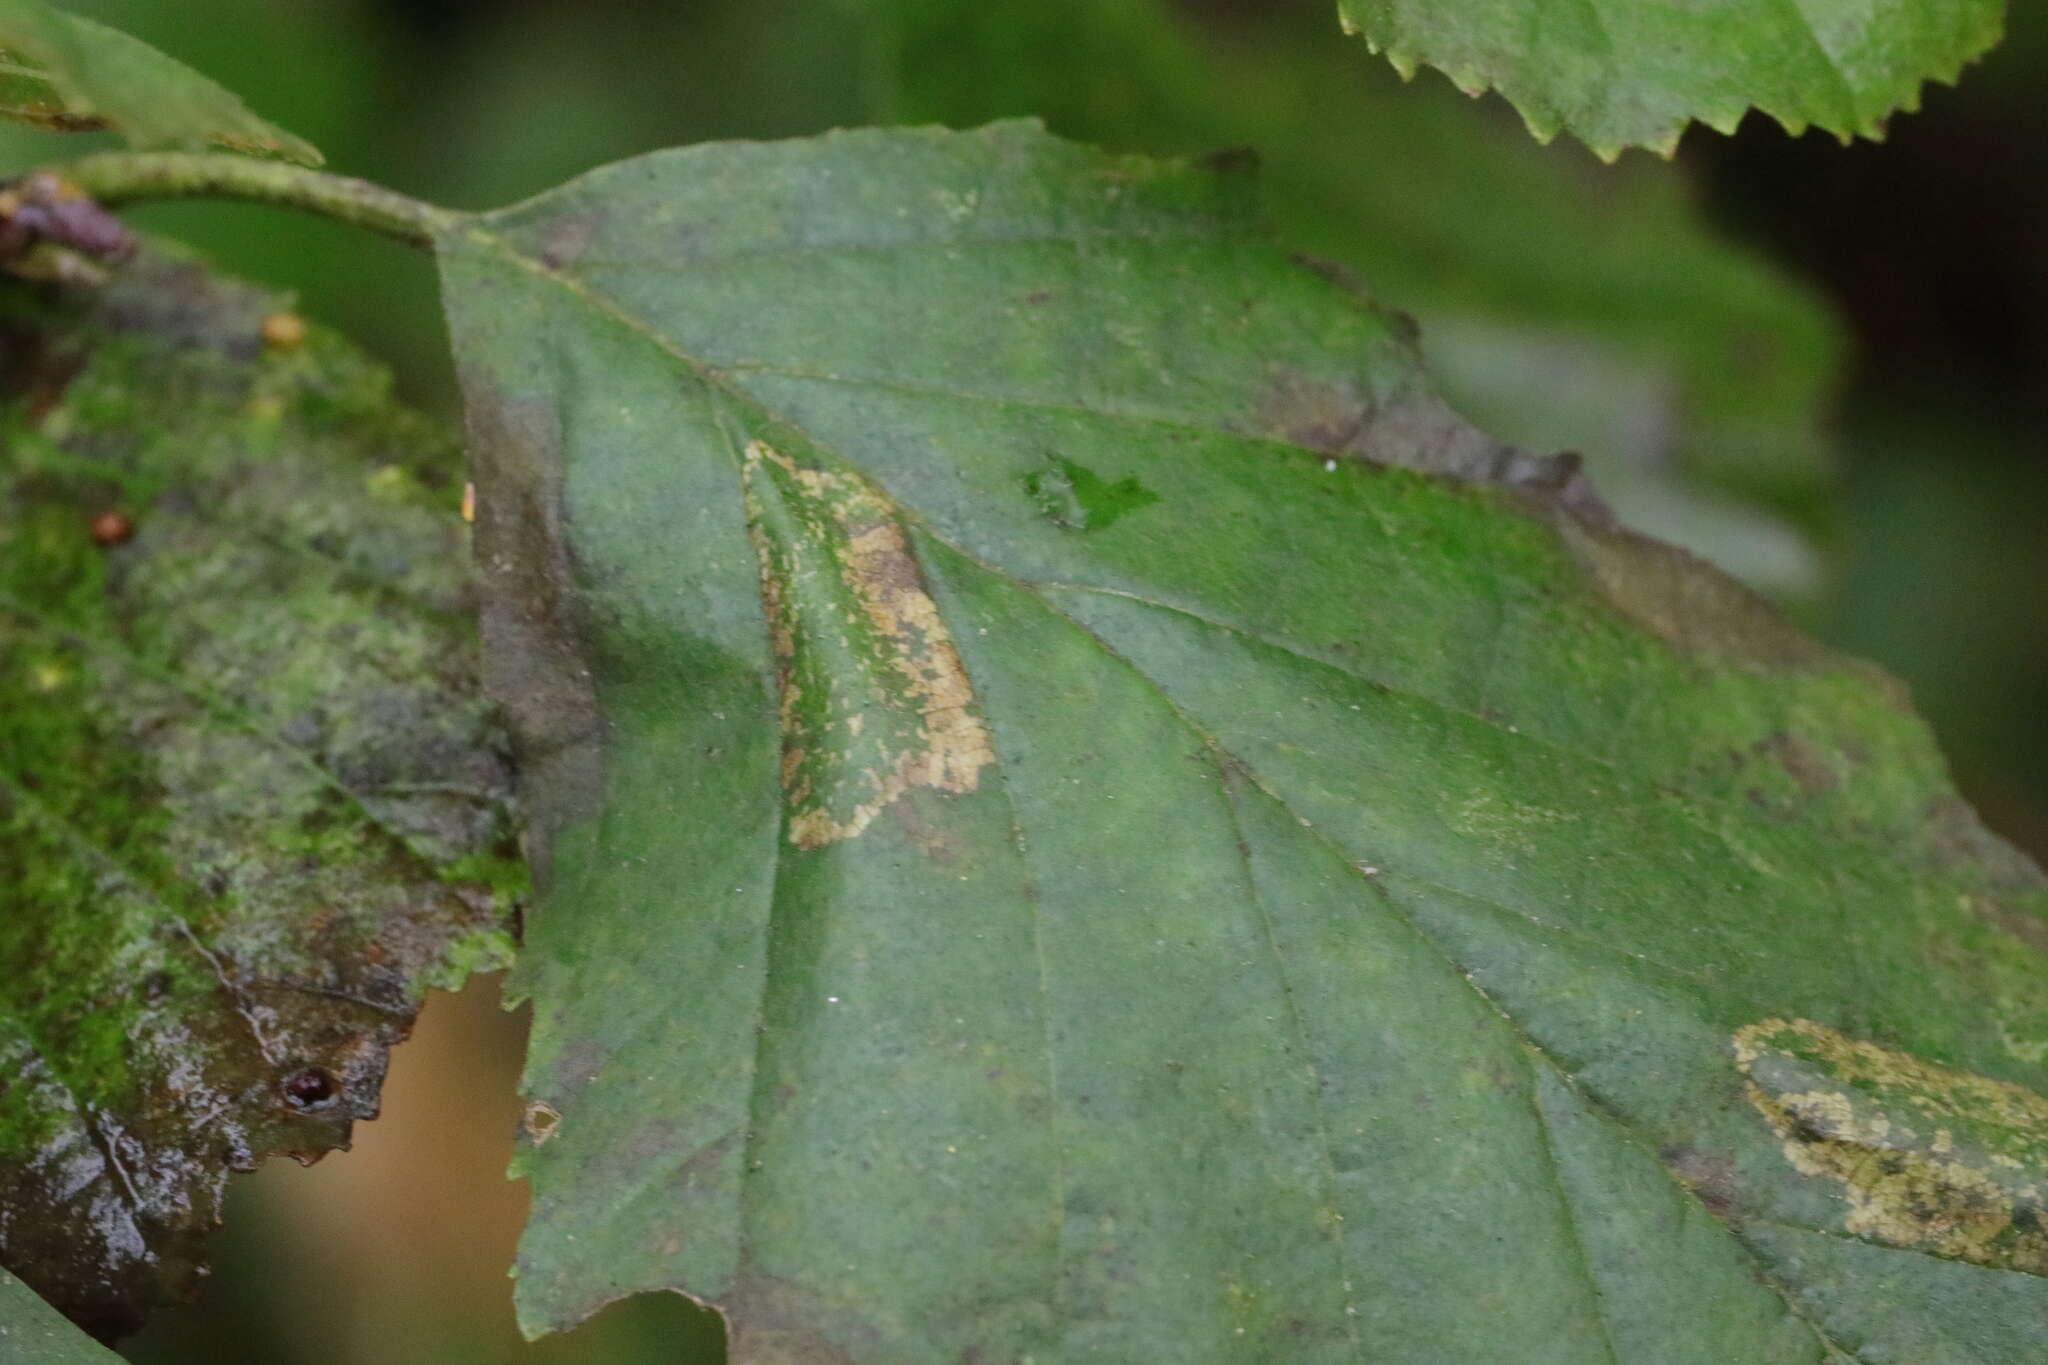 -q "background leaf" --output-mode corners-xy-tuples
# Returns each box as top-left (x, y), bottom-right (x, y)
(863, 0), (1843, 599)
(0, 0), (319, 163)
(440, 123), (2048, 1361)
(1333, 0), (2005, 157)
(0, 249), (518, 1339)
